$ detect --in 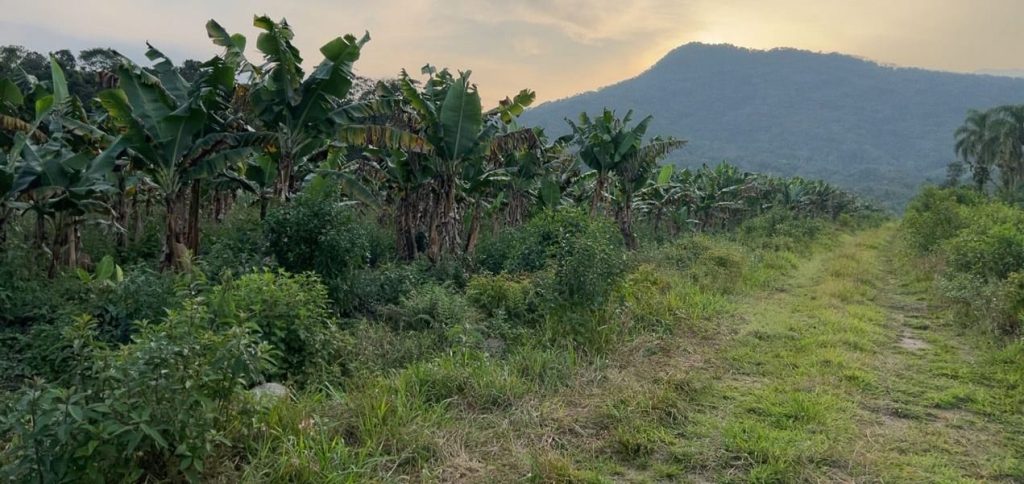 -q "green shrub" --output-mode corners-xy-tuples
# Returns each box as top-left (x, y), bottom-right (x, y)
(466, 273), (535, 323)
(329, 263), (424, 316)
(0, 309), (270, 482)
(476, 208), (623, 276)
(944, 203), (1024, 280)
(381, 283), (482, 332)
(200, 206), (272, 277)
(79, 265), (178, 343)
(902, 187), (982, 254)
(737, 209), (825, 250)
(550, 229), (625, 308)
(264, 191), (390, 281)
(210, 271), (349, 383)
